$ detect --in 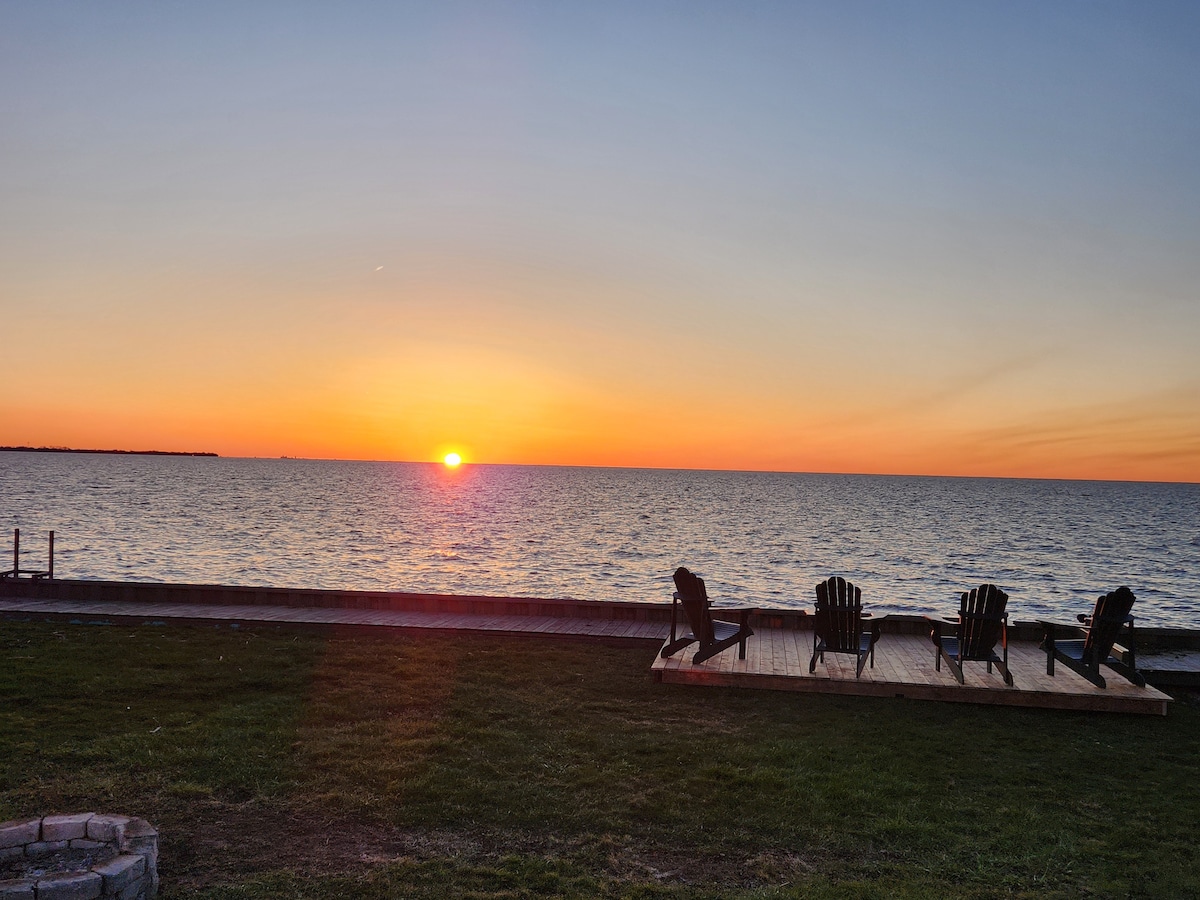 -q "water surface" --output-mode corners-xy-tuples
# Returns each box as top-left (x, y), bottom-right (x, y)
(2, 452), (1197, 627)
